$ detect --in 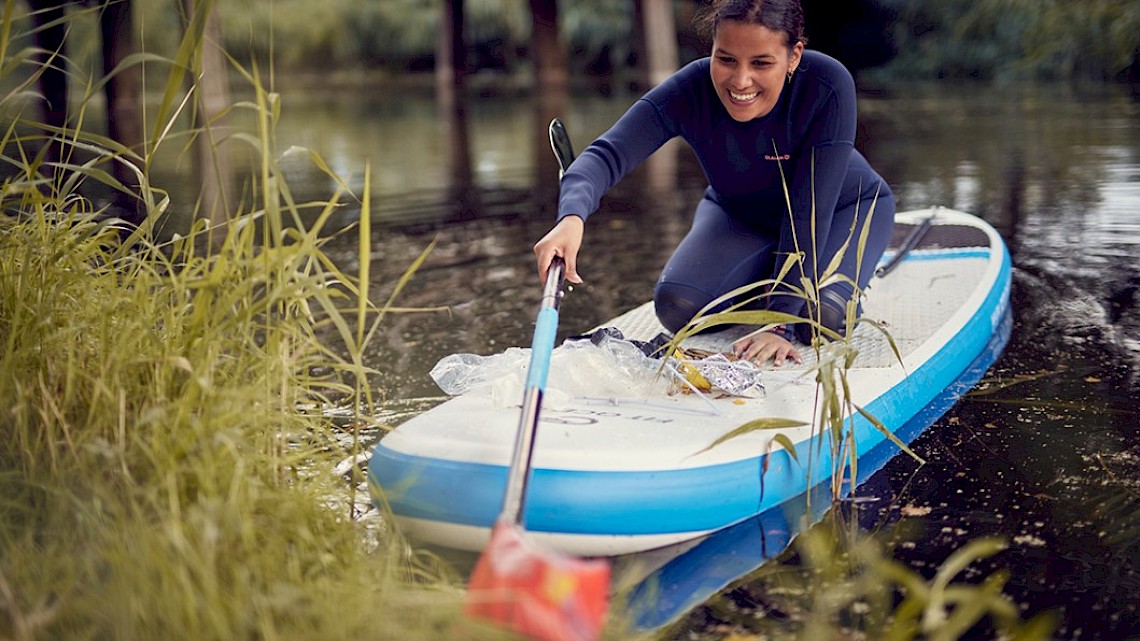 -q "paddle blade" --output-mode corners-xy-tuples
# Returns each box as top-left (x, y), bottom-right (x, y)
(465, 523), (611, 641)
